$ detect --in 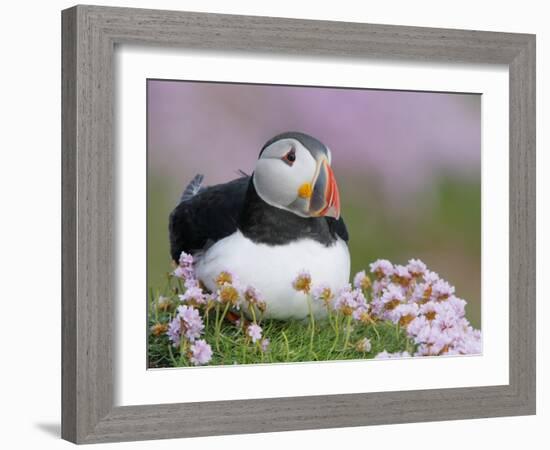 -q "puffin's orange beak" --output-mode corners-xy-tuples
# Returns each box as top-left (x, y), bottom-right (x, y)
(309, 157), (341, 219)
(321, 160), (341, 219)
